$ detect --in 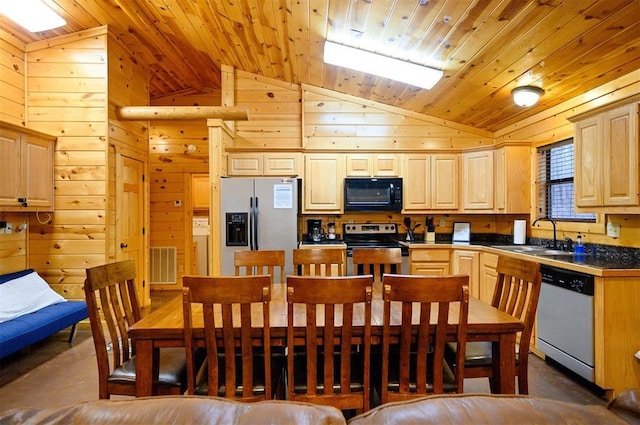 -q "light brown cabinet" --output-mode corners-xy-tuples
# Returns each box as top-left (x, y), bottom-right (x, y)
(452, 249), (480, 298)
(191, 174), (210, 210)
(303, 154), (345, 213)
(401, 153), (458, 211)
(479, 251), (499, 304)
(346, 153), (399, 176)
(409, 248), (450, 275)
(228, 152), (300, 176)
(462, 150), (494, 211)
(495, 145), (531, 213)
(572, 102), (638, 211)
(0, 123), (55, 211)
